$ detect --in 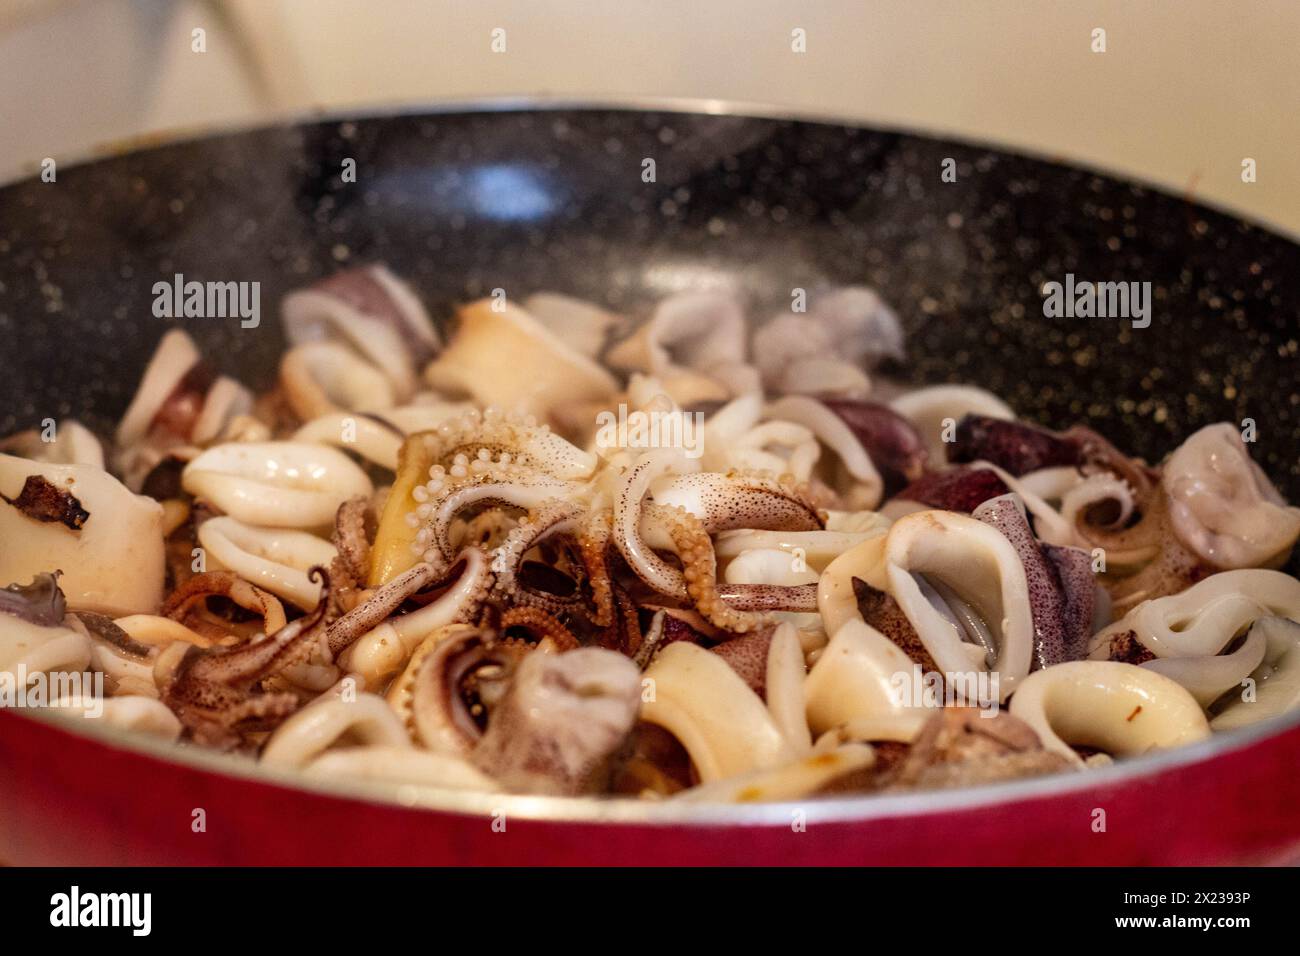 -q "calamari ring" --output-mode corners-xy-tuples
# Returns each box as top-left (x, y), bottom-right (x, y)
(1008, 660), (1210, 765)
